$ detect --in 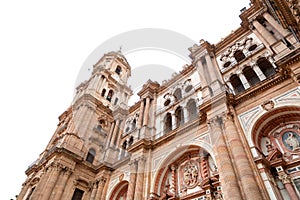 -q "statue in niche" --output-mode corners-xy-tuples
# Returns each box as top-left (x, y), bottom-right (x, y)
(183, 161), (198, 188)
(283, 131), (300, 151)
